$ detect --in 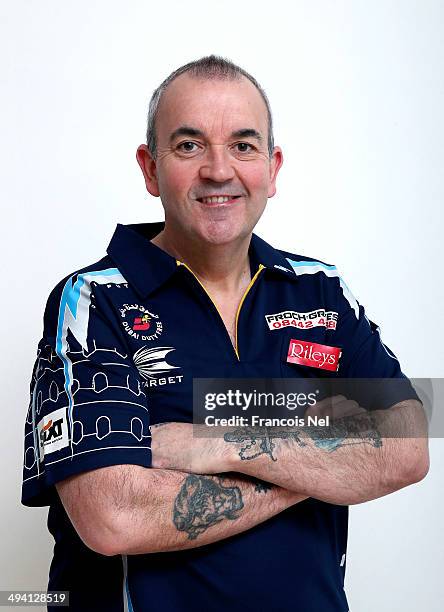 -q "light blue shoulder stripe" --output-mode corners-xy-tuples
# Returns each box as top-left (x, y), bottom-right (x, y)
(286, 259), (337, 271)
(285, 258), (359, 319)
(55, 267), (128, 459)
